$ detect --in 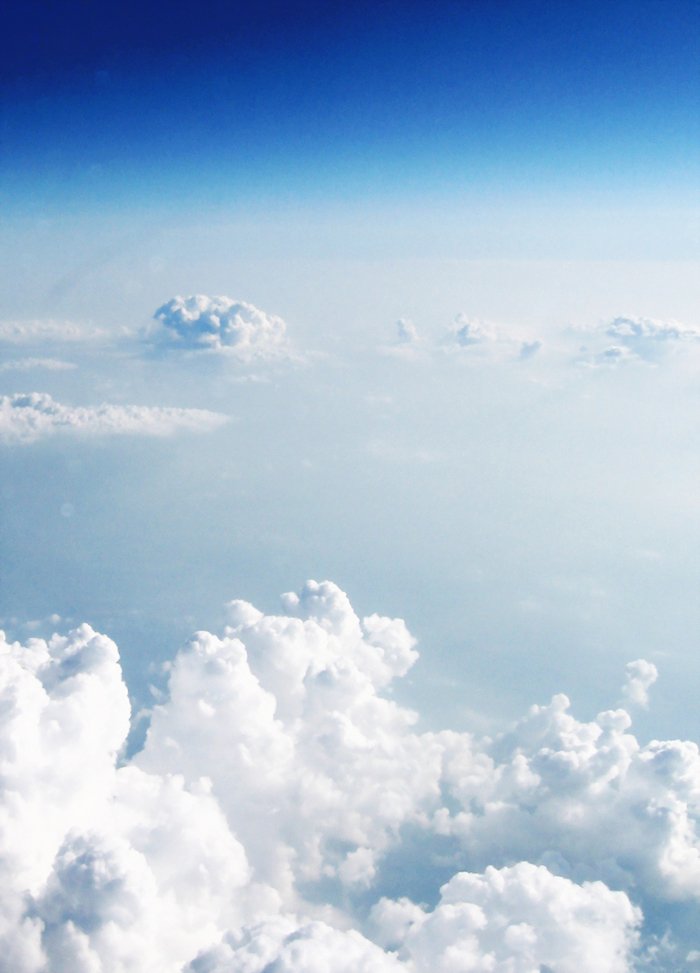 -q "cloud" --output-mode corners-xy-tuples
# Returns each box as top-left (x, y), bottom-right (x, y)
(372, 863), (640, 973)
(0, 392), (229, 444)
(575, 315), (700, 367)
(446, 314), (497, 348)
(186, 917), (405, 973)
(622, 659), (659, 708)
(151, 296), (292, 361)
(0, 582), (697, 969)
(0, 320), (111, 345)
(381, 314), (542, 363)
(606, 316), (700, 347)
(0, 358), (77, 373)
(442, 314), (542, 362)
(396, 318), (420, 344)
